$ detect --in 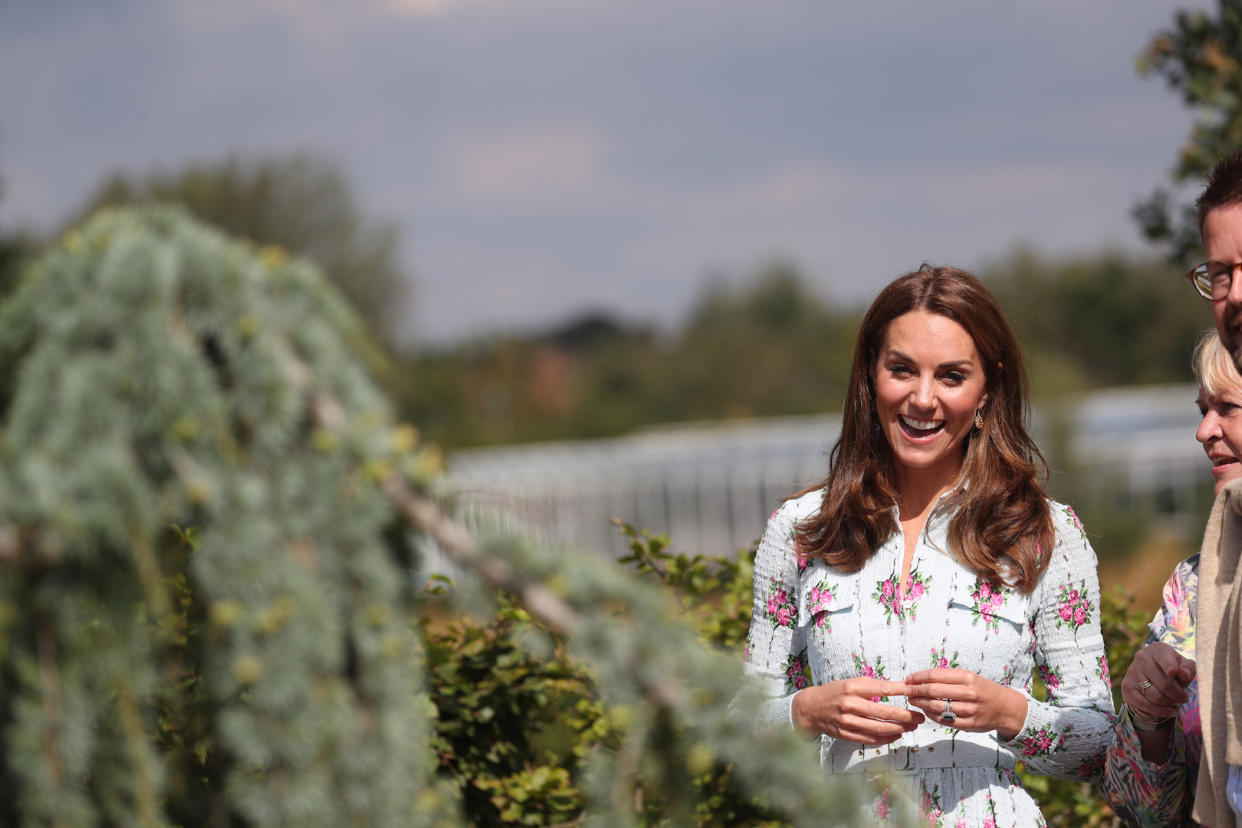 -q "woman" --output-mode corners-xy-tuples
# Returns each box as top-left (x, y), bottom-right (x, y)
(1101, 331), (1238, 826)
(742, 265), (1115, 825)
